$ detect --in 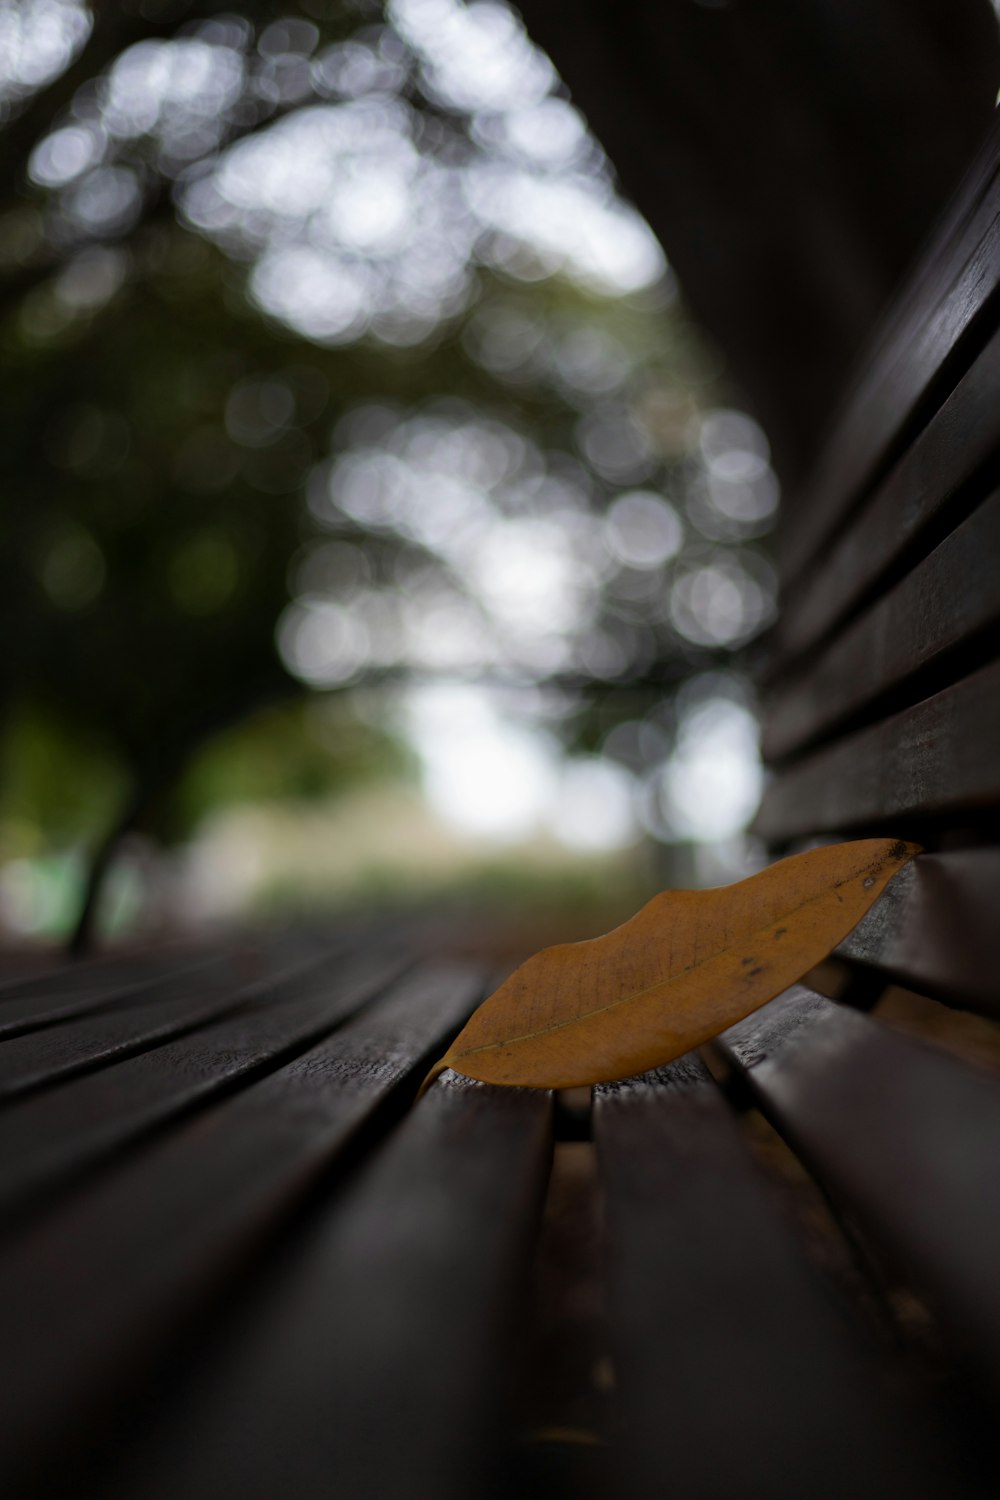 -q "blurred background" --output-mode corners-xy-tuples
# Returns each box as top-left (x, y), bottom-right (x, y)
(1, 0), (994, 951)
